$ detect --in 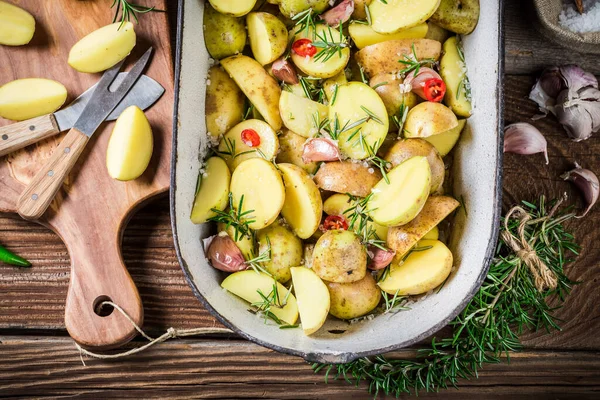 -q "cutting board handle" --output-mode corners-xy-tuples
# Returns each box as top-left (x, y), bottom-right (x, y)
(64, 227), (143, 350)
(0, 115), (61, 157)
